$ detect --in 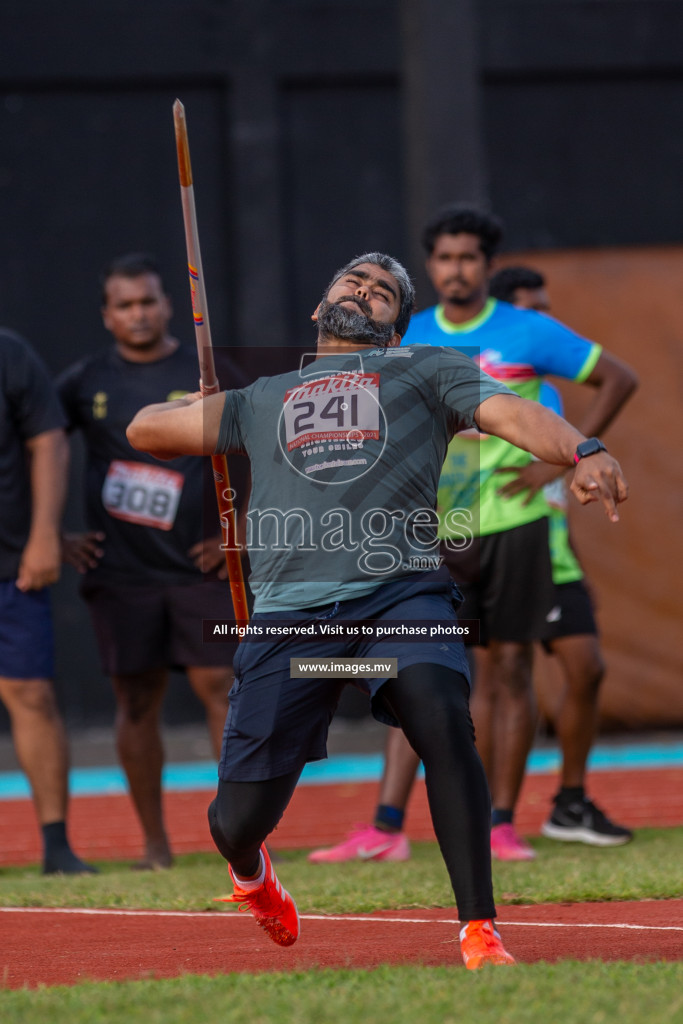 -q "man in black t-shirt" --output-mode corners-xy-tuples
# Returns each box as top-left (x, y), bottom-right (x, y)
(58, 254), (245, 870)
(0, 328), (95, 874)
